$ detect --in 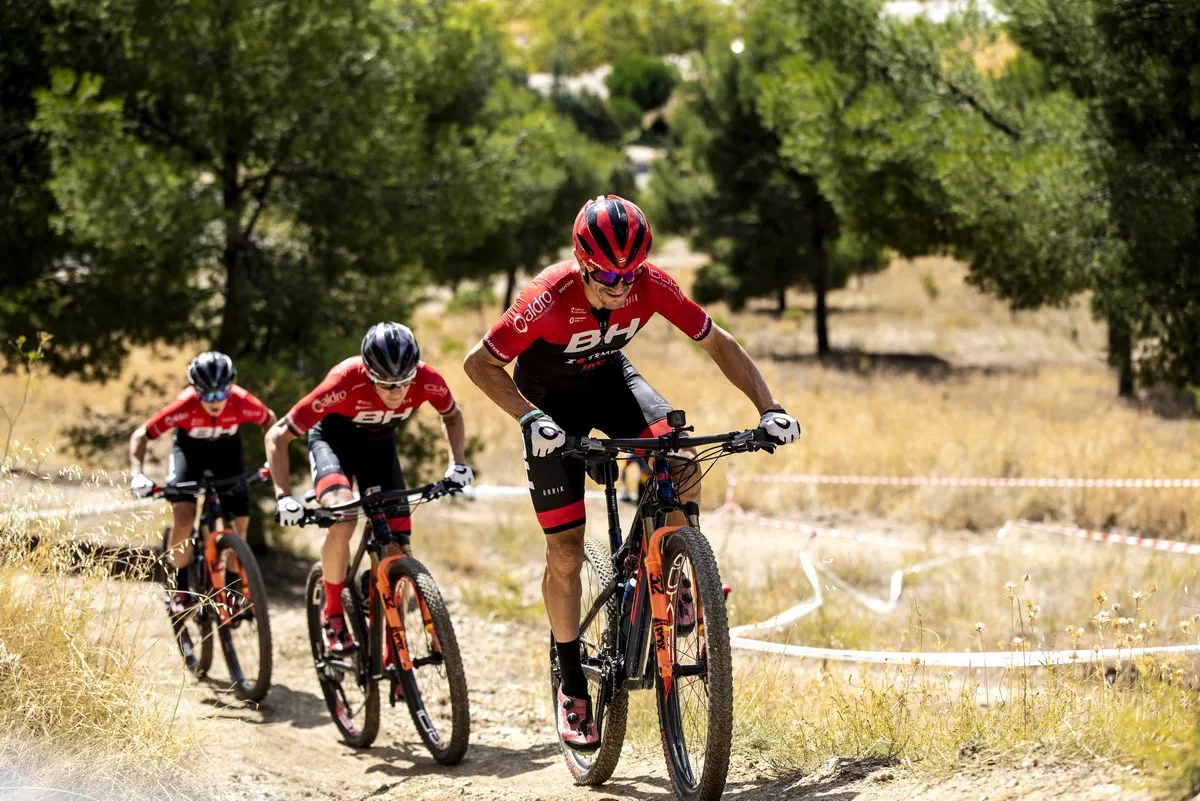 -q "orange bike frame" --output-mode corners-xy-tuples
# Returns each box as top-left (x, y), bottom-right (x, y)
(643, 524), (682, 697)
(374, 555), (439, 673)
(202, 528), (246, 627)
